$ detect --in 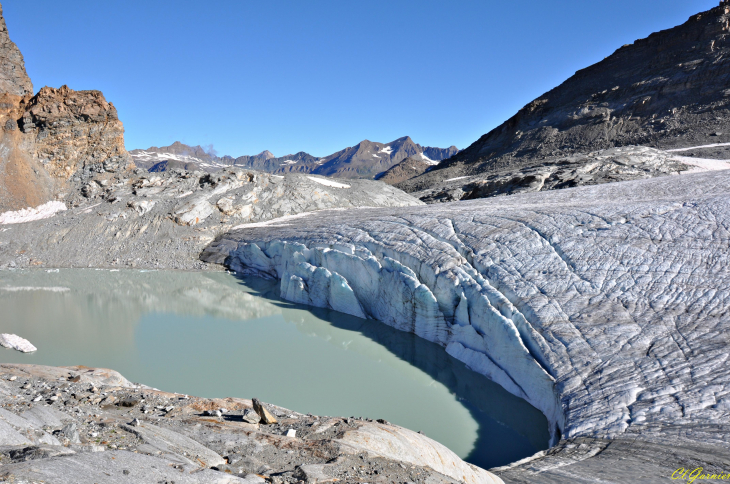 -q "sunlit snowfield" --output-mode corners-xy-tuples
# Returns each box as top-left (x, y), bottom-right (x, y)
(0, 269), (548, 468)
